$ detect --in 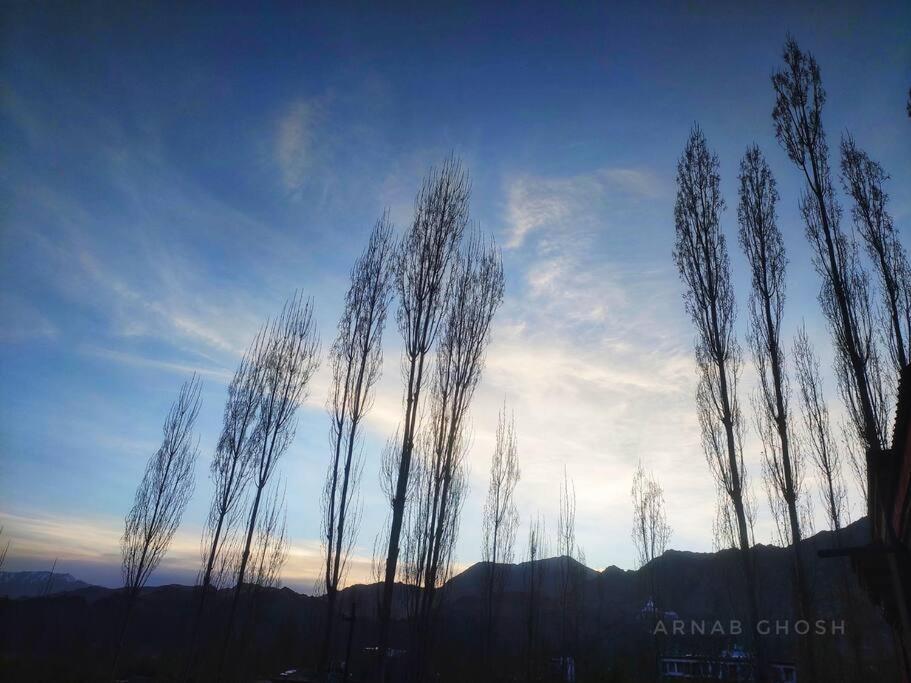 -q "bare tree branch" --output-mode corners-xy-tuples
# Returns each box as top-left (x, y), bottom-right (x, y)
(793, 325), (849, 537)
(841, 417), (868, 507)
(631, 459), (671, 571)
(0, 527), (9, 572)
(557, 468), (578, 665)
(840, 133), (911, 374)
(250, 481), (289, 591)
(122, 376), (201, 595)
(481, 403), (520, 668)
